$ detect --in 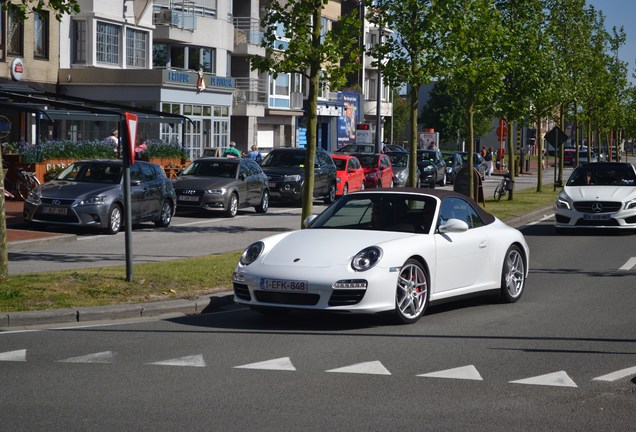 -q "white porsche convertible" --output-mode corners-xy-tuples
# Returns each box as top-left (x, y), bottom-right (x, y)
(233, 189), (529, 324)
